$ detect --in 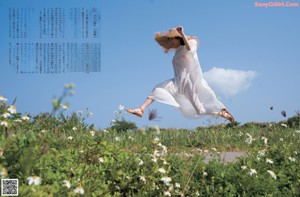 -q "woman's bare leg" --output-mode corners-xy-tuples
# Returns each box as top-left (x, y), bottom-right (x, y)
(126, 98), (154, 117)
